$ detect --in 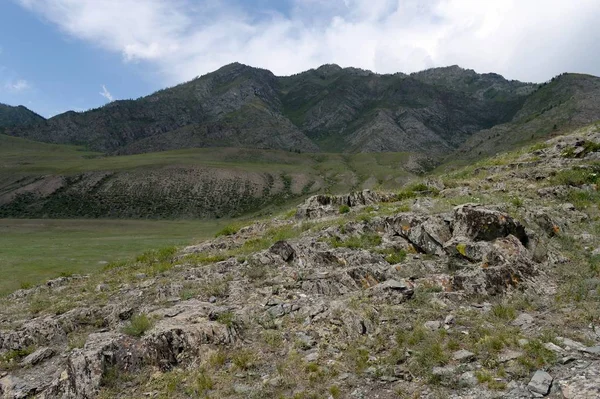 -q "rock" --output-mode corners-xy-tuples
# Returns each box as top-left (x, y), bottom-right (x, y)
(46, 332), (145, 398)
(20, 347), (55, 366)
(95, 284), (109, 292)
(452, 204), (528, 244)
(269, 240), (296, 262)
(424, 321), (442, 331)
(559, 361), (600, 398)
(444, 314), (455, 326)
(458, 371), (478, 387)
(144, 318), (233, 367)
(581, 346), (600, 356)
(296, 190), (392, 219)
(452, 349), (475, 362)
(527, 370), (553, 396)
(498, 349), (523, 363)
(543, 342), (564, 353)
(452, 235), (537, 296)
(512, 313), (535, 328)
(0, 375), (41, 399)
